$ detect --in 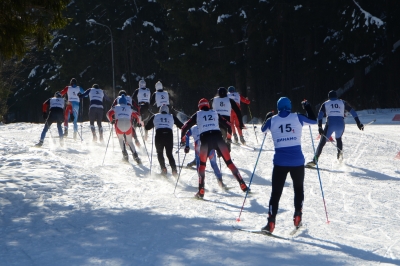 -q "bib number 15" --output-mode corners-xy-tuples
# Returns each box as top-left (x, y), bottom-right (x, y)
(279, 124), (292, 133)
